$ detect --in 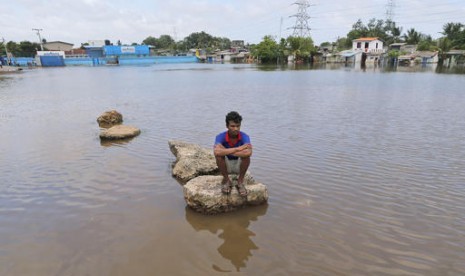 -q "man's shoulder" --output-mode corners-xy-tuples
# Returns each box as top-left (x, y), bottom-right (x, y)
(216, 131), (227, 138)
(240, 131), (251, 142)
(240, 131), (250, 137)
(215, 131), (227, 142)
